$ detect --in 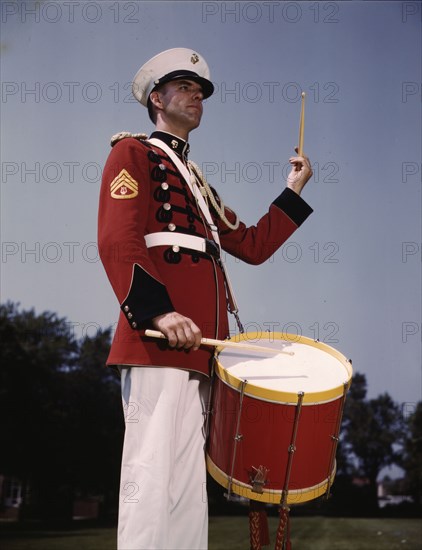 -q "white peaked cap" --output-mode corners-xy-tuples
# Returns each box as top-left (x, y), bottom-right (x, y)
(132, 47), (214, 107)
